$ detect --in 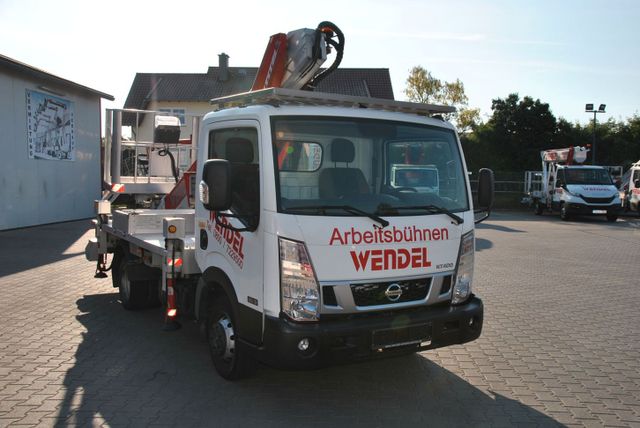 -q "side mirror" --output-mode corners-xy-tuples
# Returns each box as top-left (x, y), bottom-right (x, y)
(475, 168), (494, 224)
(201, 159), (231, 211)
